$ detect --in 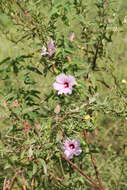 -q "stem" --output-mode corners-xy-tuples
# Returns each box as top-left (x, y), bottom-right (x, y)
(89, 154), (105, 190)
(61, 154), (105, 190)
(84, 130), (105, 190)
